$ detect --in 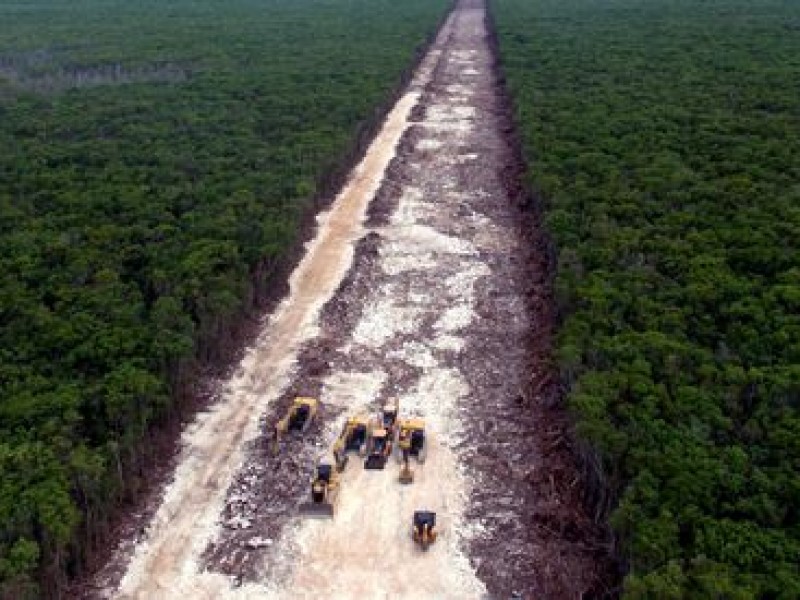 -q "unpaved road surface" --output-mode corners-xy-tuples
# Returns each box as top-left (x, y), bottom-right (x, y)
(103, 0), (615, 598)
